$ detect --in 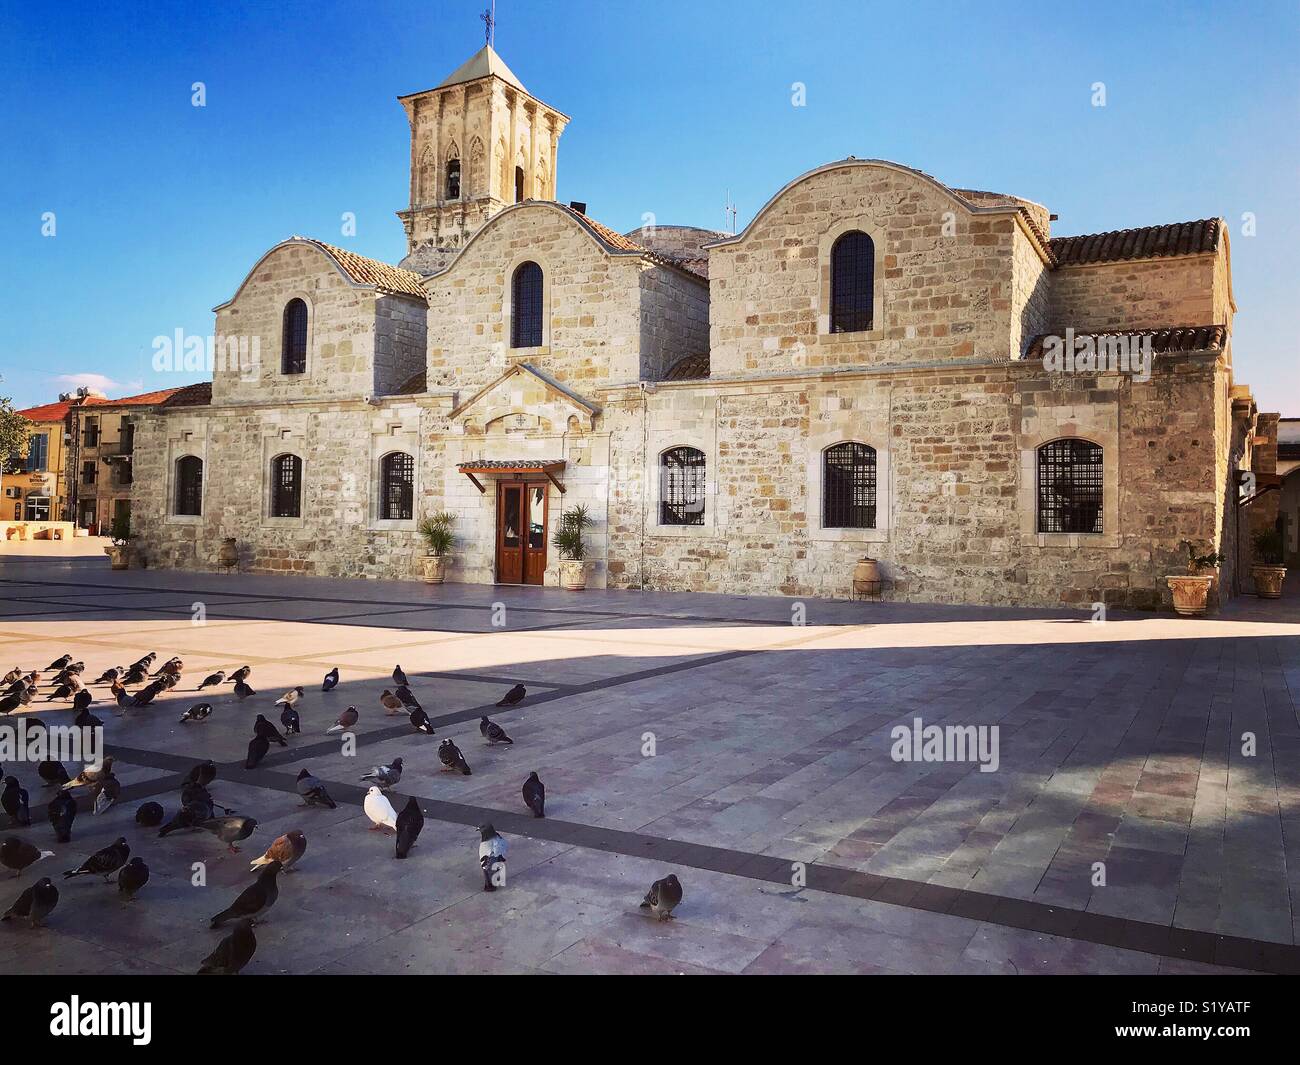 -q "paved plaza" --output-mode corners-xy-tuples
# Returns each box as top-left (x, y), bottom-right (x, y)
(2, 540), (1300, 974)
